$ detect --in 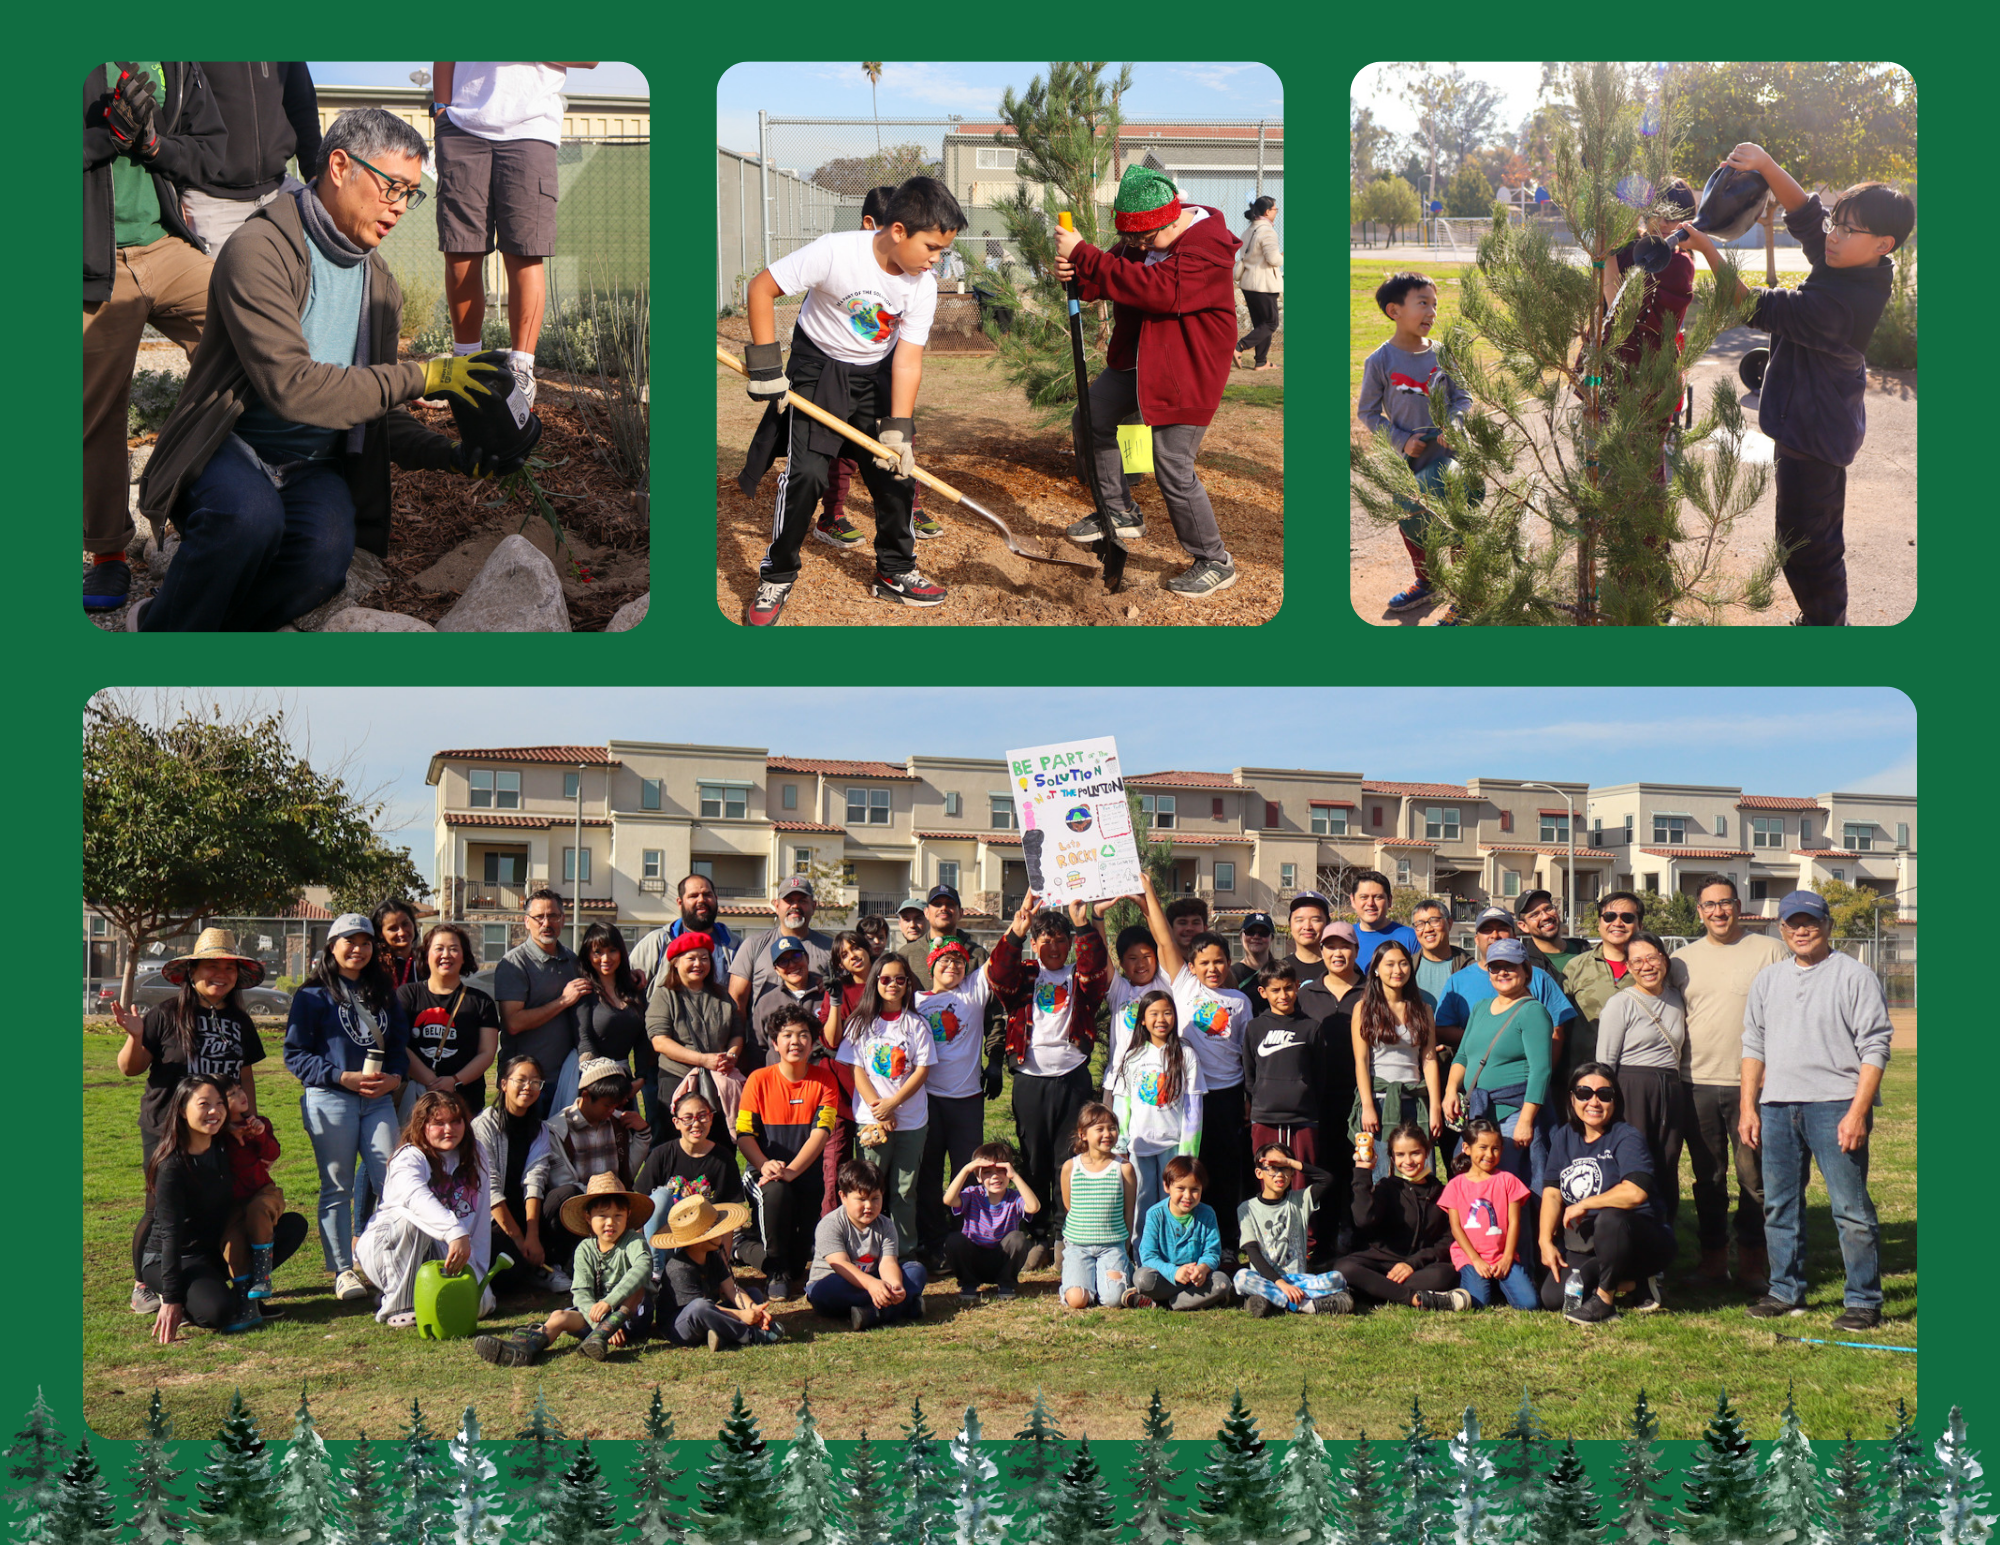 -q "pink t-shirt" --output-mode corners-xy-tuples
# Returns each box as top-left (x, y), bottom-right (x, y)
(1438, 1170), (1532, 1269)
